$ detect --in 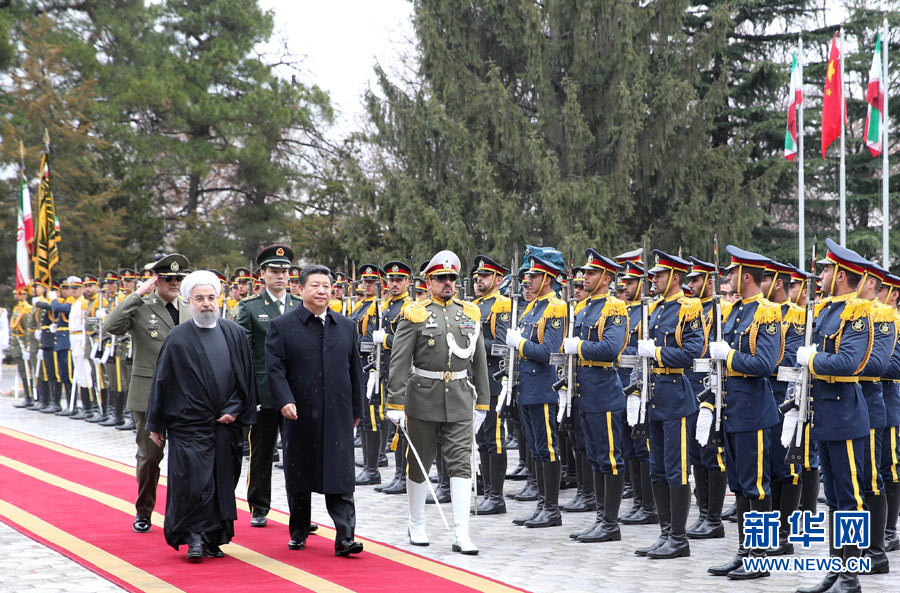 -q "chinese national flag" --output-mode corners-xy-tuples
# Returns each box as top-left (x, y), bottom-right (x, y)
(821, 32), (844, 158)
